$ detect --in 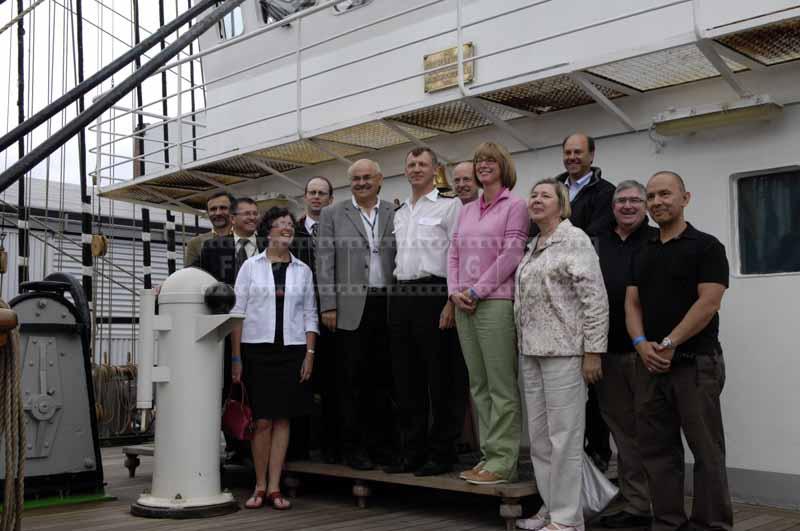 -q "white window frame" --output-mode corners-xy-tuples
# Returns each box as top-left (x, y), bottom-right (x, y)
(218, 3), (246, 41)
(729, 164), (800, 278)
